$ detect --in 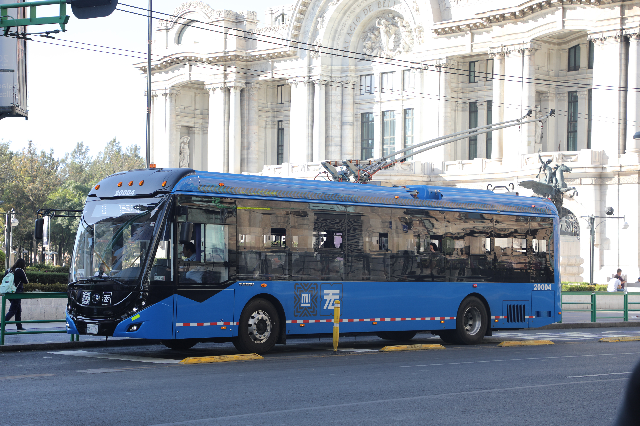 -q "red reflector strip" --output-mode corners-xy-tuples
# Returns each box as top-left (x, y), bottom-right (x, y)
(491, 316), (507, 319)
(176, 322), (237, 327)
(286, 317), (456, 324)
